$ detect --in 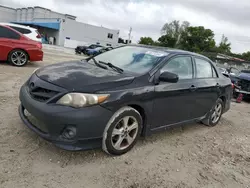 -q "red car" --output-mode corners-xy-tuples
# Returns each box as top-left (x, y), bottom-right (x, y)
(0, 24), (43, 66)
